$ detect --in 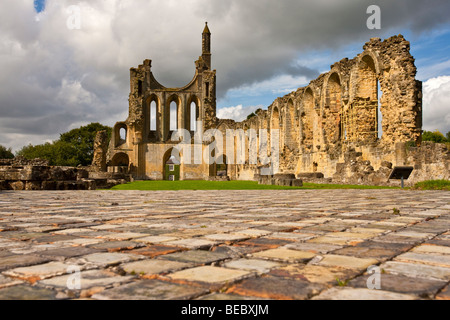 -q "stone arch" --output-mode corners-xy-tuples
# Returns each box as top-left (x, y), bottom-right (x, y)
(285, 99), (296, 150)
(350, 53), (381, 142)
(215, 154), (228, 177)
(114, 123), (128, 147)
(271, 105), (280, 131)
(110, 152), (129, 173)
(187, 95), (201, 132)
(301, 88), (314, 151)
(163, 147), (181, 181)
(323, 72), (343, 144)
(146, 94), (160, 141)
(166, 94), (181, 138)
